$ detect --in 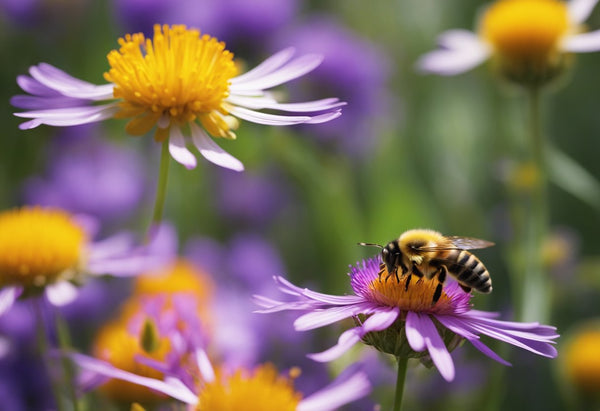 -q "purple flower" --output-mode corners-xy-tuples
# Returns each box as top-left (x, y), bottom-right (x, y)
(255, 256), (559, 382)
(11, 24), (344, 172)
(74, 350), (371, 411)
(275, 16), (394, 156)
(23, 127), (147, 224)
(0, 206), (173, 317)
